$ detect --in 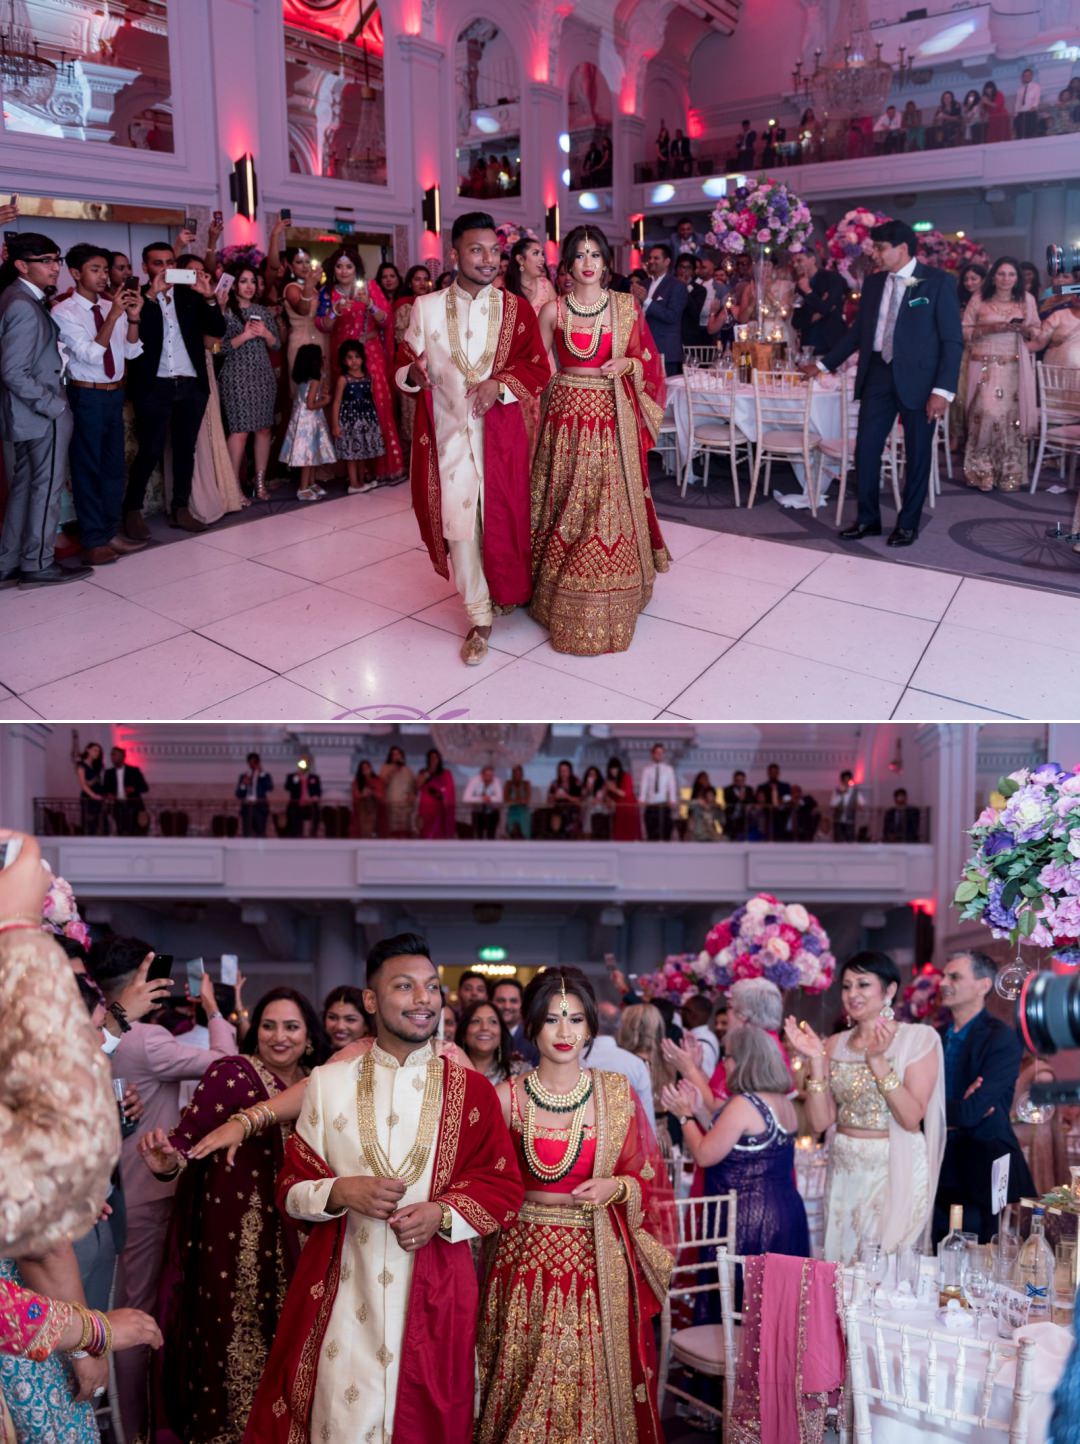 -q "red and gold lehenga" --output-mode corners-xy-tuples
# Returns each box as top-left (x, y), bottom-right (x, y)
(476, 1068), (675, 1444)
(317, 280), (406, 483)
(529, 291), (671, 655)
